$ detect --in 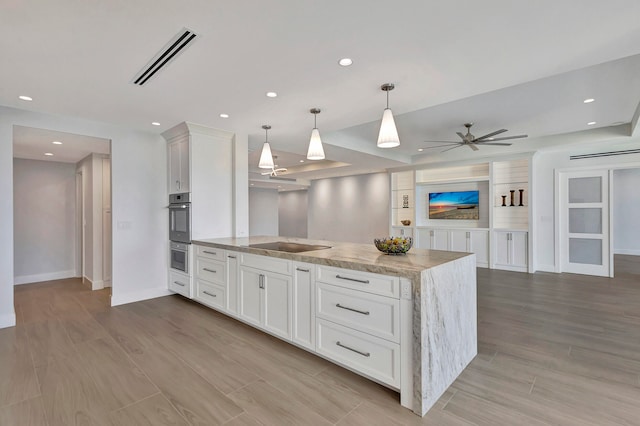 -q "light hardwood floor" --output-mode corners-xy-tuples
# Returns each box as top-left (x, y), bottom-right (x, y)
(3, 255), (640, 425)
